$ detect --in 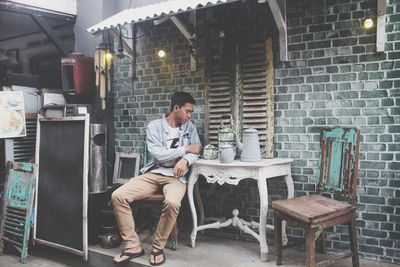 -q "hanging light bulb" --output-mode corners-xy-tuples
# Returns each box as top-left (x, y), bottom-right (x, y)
(157, 49), (166, 59)
(364, 17), (374, 29)
(105, 51), (113, 60)
(363, 0), (374, 29)
(105, 50), (114, 65)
